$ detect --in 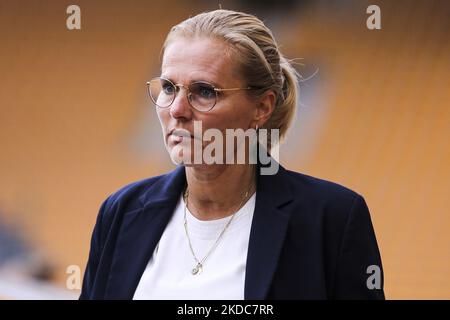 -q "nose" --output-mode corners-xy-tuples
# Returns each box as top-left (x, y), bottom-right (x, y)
(169, 86), (193, 120)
